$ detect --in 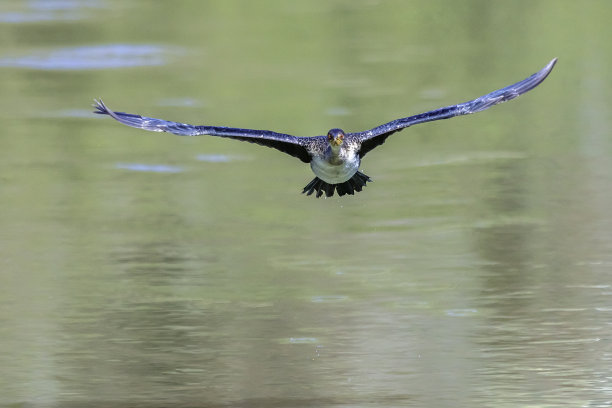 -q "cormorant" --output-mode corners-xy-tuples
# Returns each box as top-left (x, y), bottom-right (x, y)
(94, 58), (556, 198)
